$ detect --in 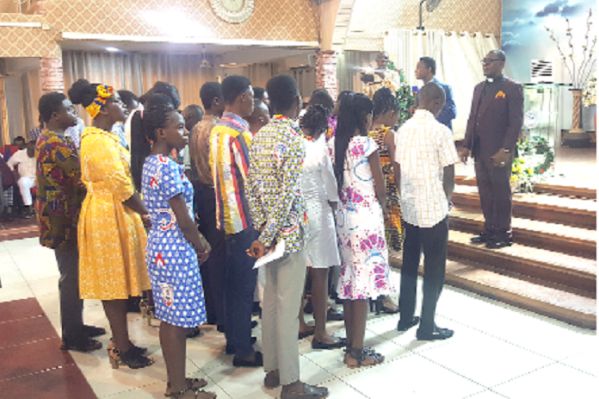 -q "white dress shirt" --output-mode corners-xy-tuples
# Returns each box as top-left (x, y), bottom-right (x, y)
(6, 149), (36, 179)
(395, 109), (459, 228)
